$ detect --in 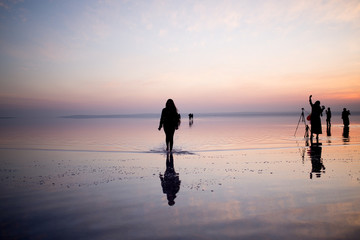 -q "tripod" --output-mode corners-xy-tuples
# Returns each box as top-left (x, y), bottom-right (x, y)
(294, 108), (309, 138)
